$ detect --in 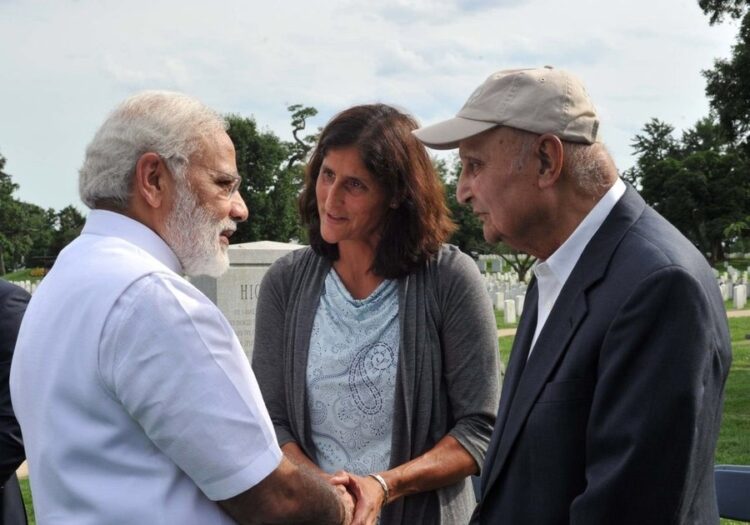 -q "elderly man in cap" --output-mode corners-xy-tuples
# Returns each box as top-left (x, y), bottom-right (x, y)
(414, 67), (731, 523)
(10, 91), (353, 525)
